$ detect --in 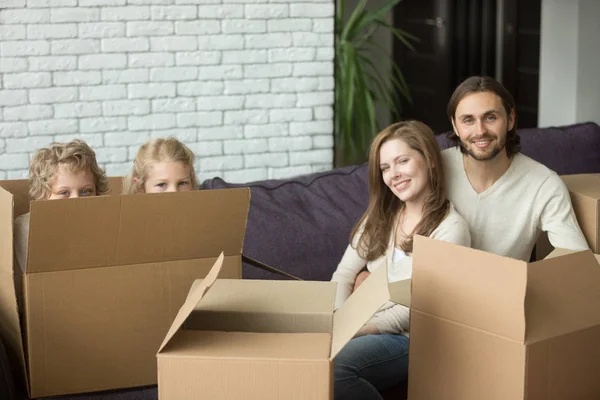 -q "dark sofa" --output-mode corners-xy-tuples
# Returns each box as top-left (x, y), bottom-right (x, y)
(4, 122), (600, 400)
